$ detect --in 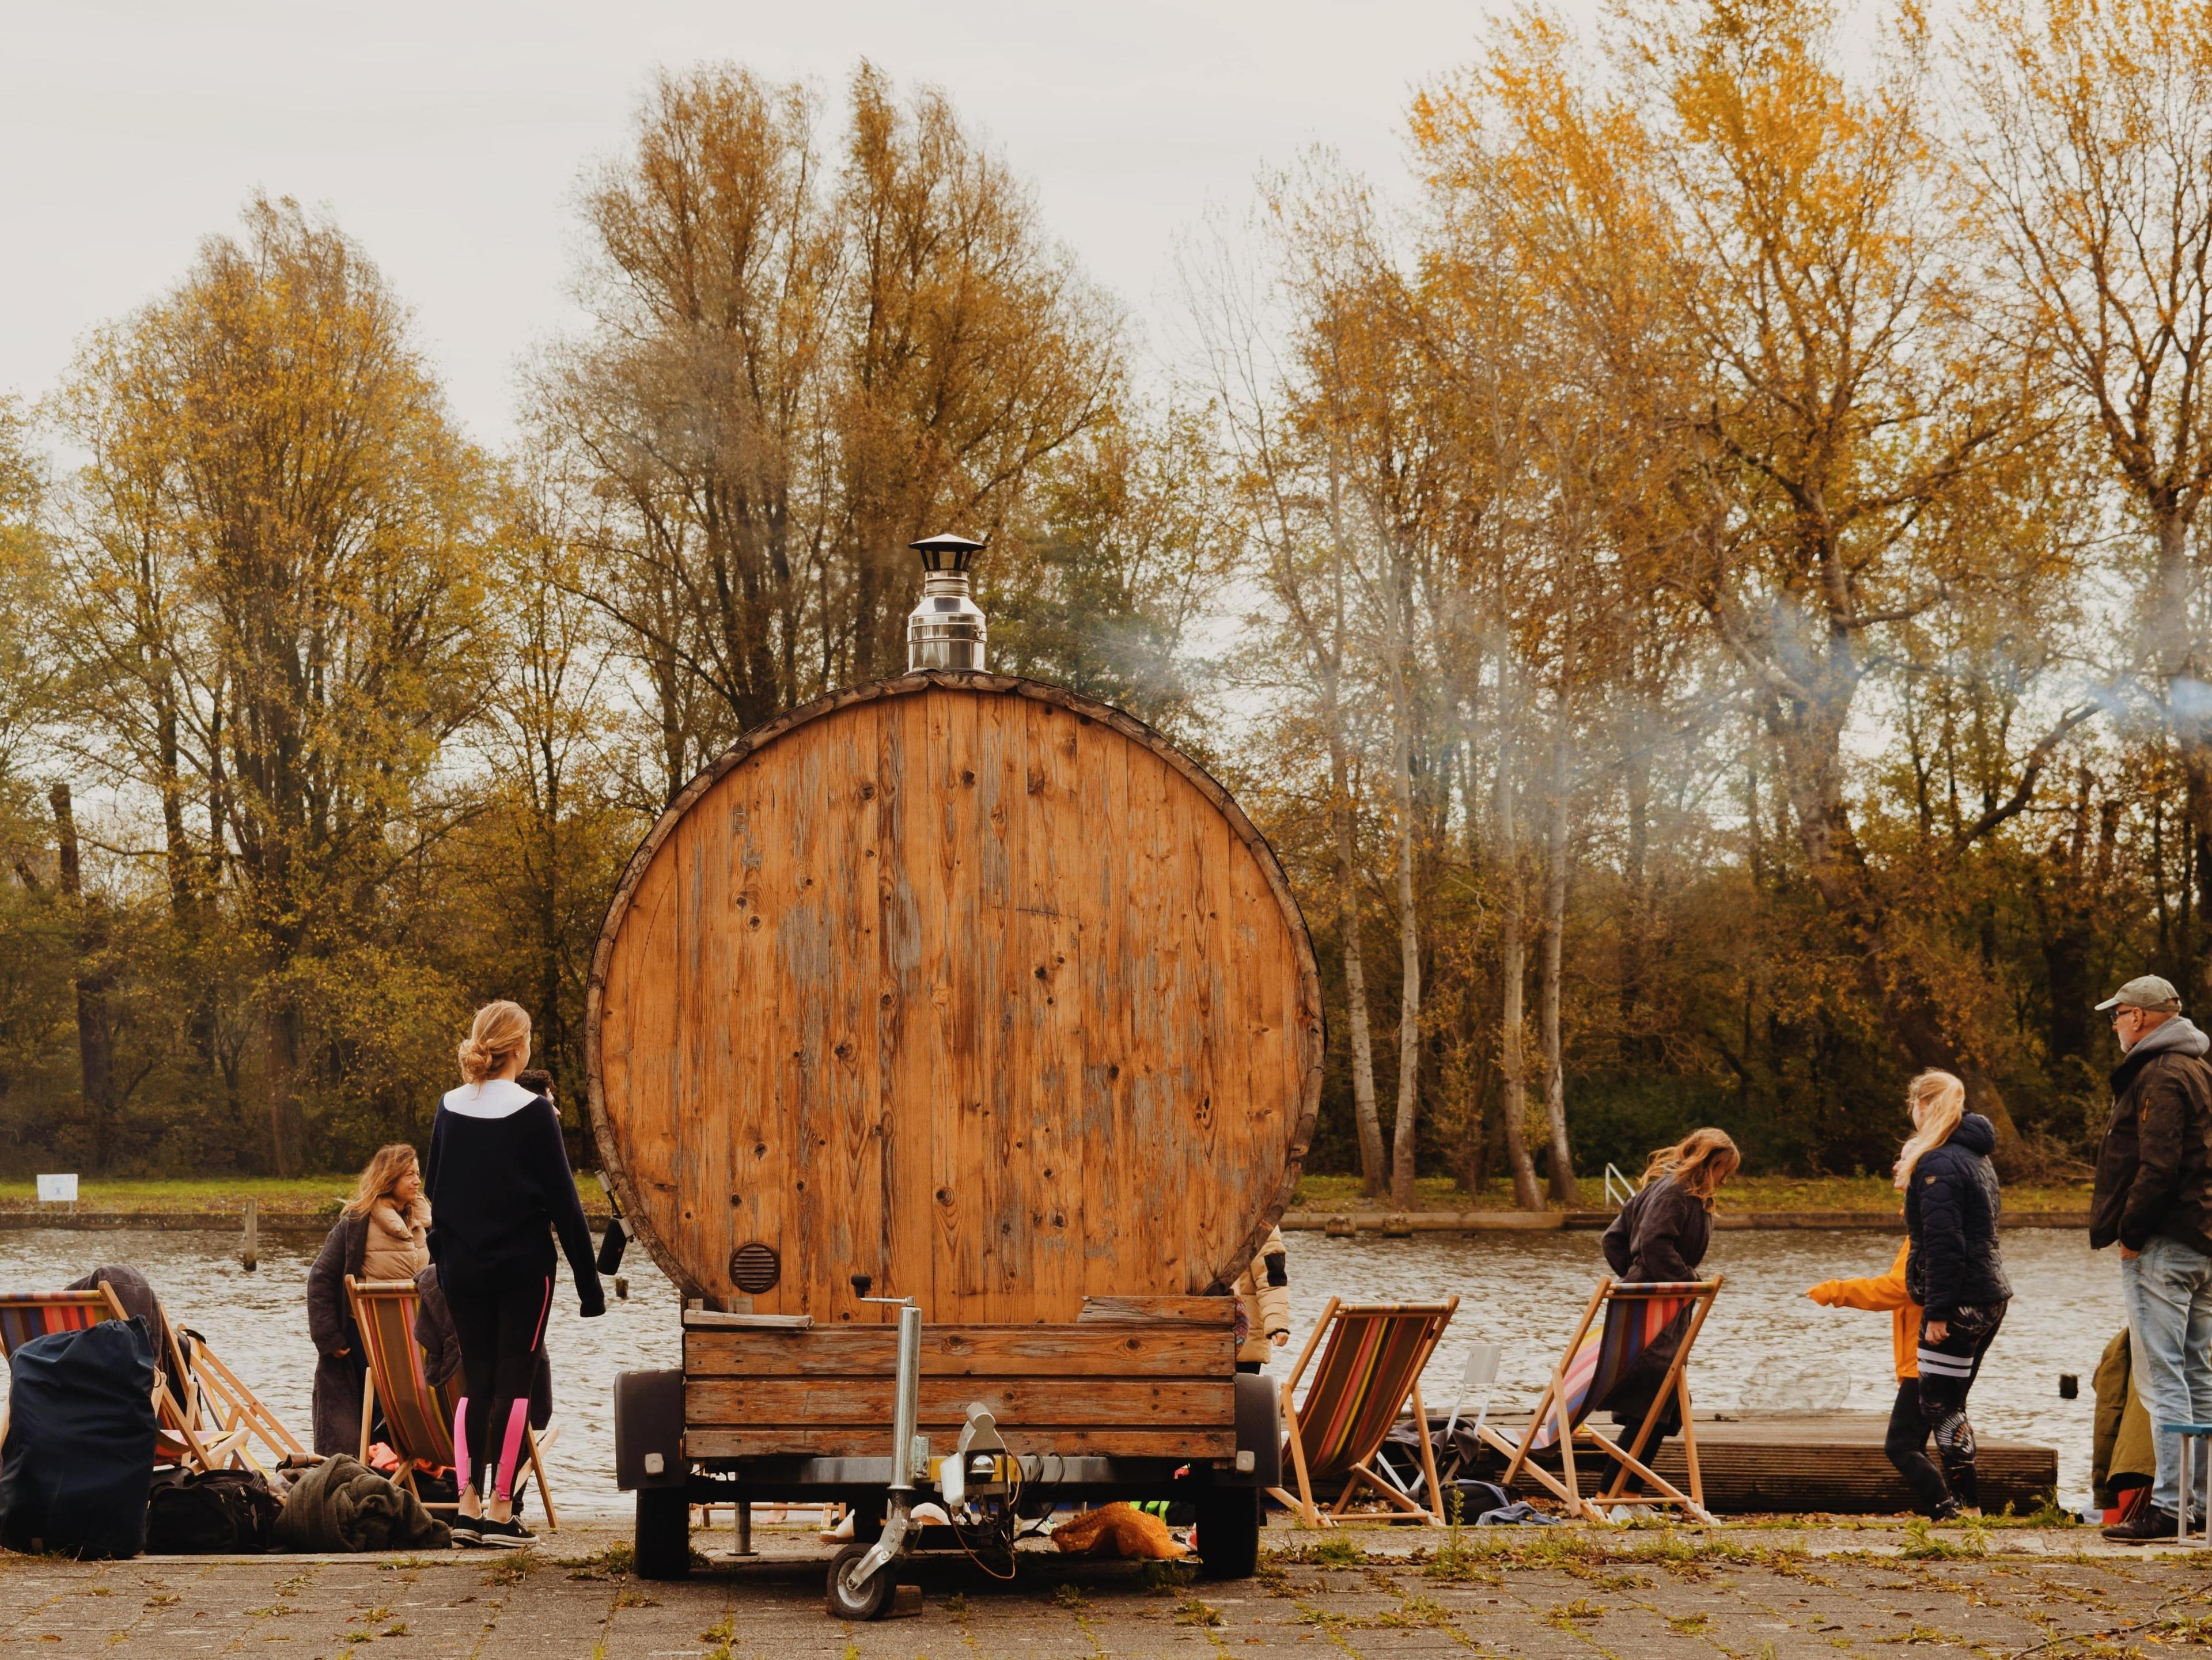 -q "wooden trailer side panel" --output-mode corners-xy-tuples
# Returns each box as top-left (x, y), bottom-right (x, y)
(681, 1316), (1239, 1462)
(590, 674), (1323, 1322)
